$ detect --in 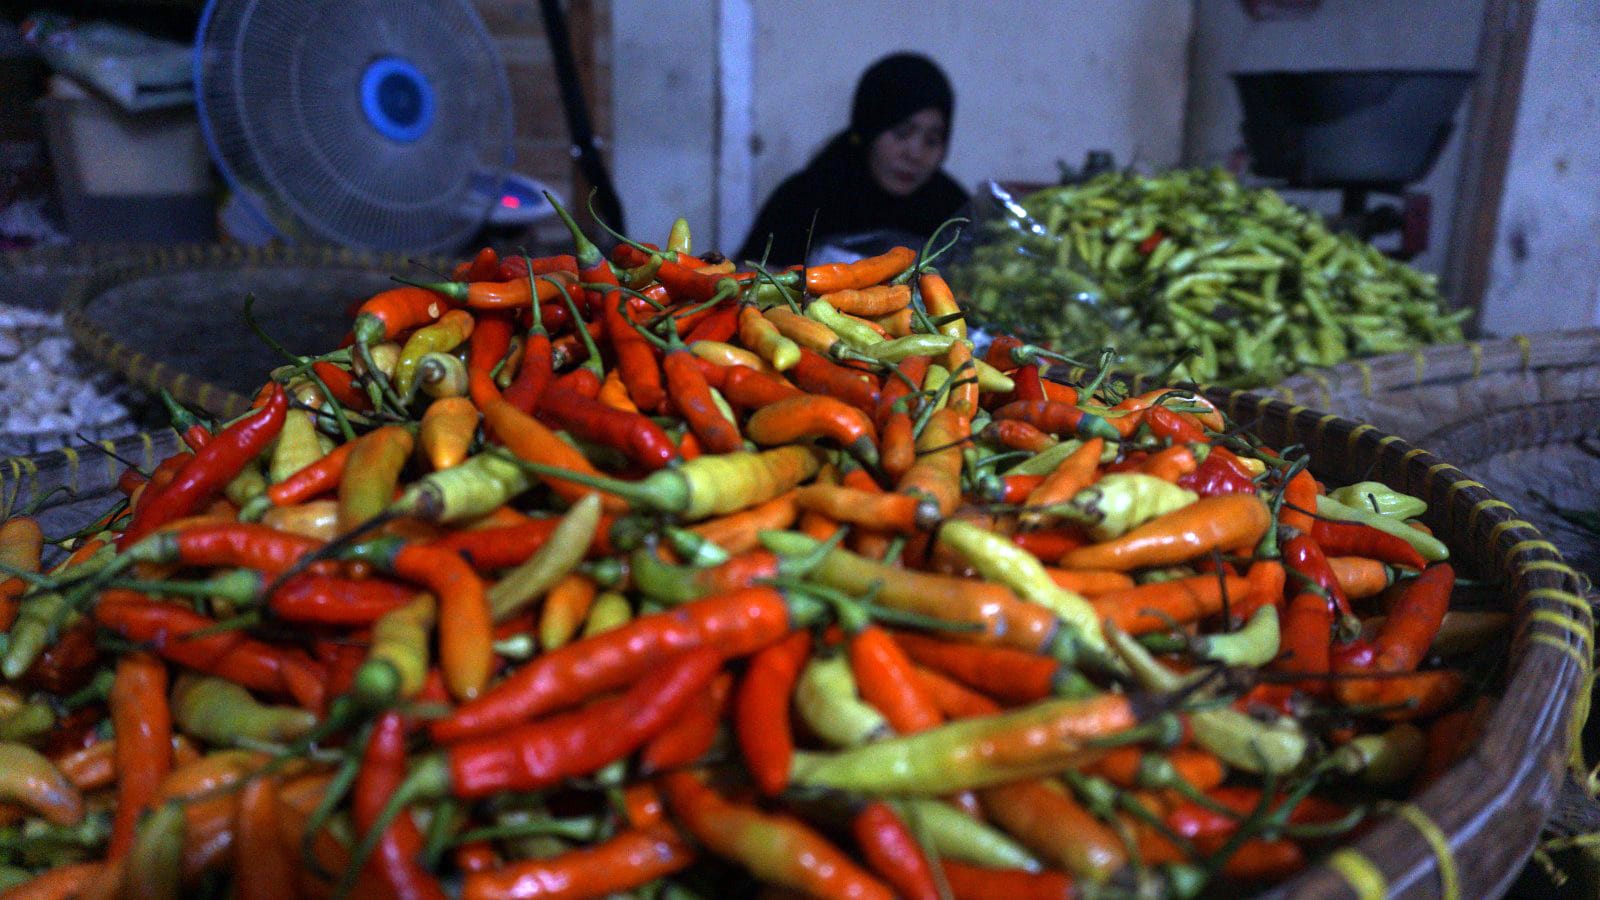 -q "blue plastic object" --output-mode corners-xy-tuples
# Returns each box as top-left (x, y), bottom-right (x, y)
(360, 57), (435, 143)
